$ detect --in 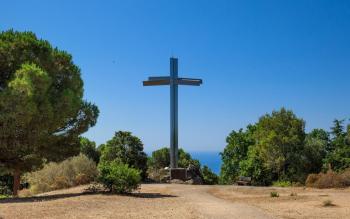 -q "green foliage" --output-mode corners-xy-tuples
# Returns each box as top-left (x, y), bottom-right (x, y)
(305, 120), (350, 188)
(220, 125), (256, 184)
(202, 165), (218, 185)
(220, 109), (350, 187)
(100, 131), (148, 180)
(148, 147), (200, 170)
(80, 137), (100, 164)
(148, 148), (170, 169)
(254, 108), (306, 182)
(0, 167), (12, 195)
(178, 149), (200, 168)
(270, 191), (279, 197)
(302, 129), (328, 174)
(220, 108), (307, 185)
(239, 146), (272, 186)
(98, 161), (141, 193)
(324, 120), (350, 171)
(272, 180), (292, 187)
(0, 183), (12, 196)
(0, 30), (99, 194)
(25, 154), (98, 194)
